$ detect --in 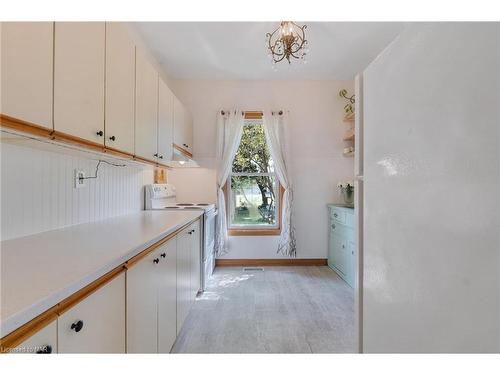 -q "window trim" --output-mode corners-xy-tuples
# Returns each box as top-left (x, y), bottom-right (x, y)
(224, 111), (283, 236)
